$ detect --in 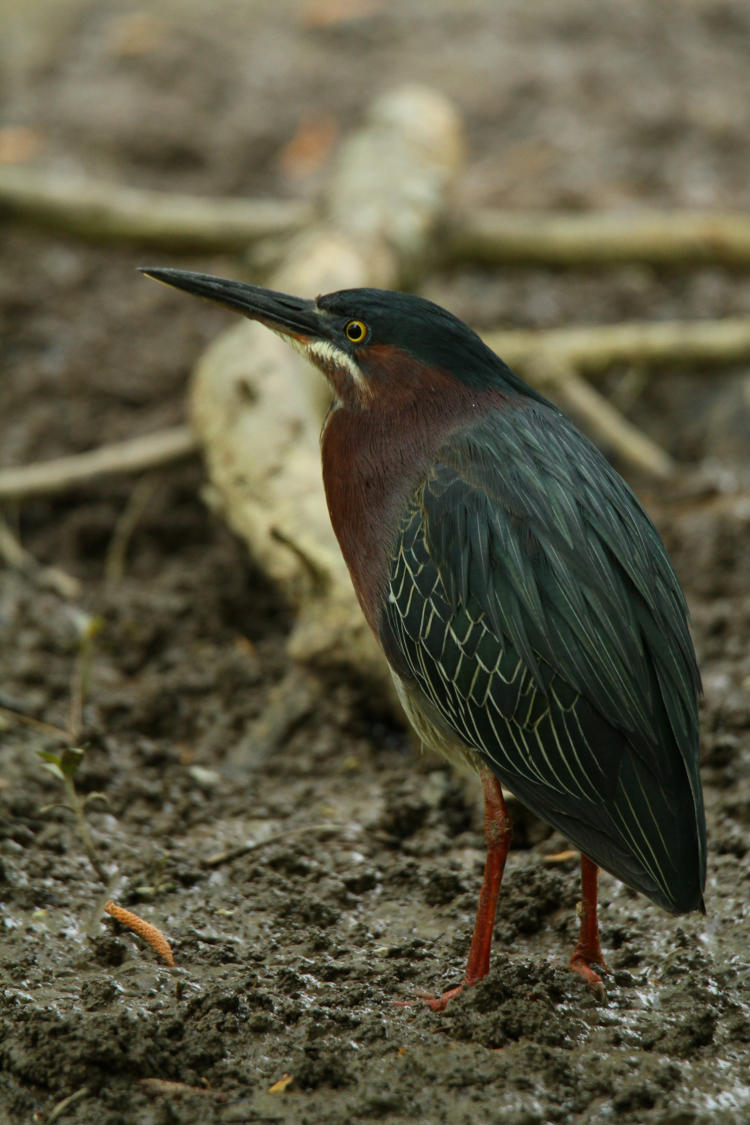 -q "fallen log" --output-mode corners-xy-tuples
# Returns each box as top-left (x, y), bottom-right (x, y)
(188, 85), (464, 700)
